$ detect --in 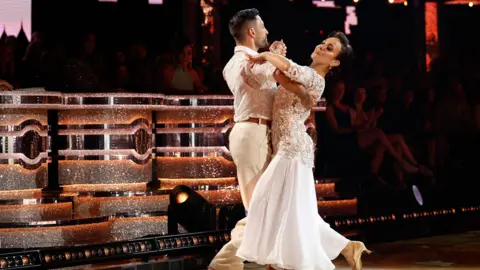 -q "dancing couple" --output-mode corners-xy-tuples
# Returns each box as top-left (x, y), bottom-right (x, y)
(209, 8), (371, 270)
